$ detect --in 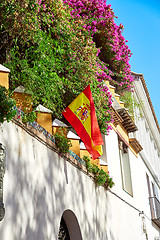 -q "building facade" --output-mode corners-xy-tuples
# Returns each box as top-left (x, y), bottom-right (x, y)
(0, 65), (160, 240)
